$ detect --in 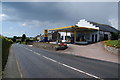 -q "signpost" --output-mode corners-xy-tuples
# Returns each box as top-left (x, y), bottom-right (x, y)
(44, 29), (48, 42)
